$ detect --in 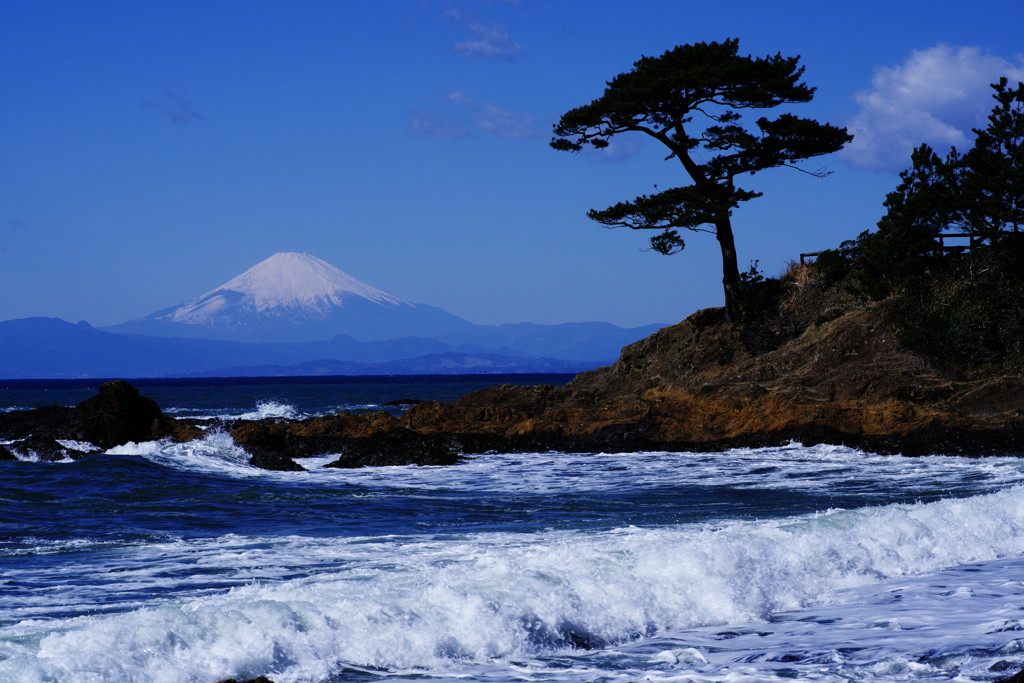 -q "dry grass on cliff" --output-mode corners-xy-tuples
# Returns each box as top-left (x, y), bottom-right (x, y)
(567, 263), (940, 404)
